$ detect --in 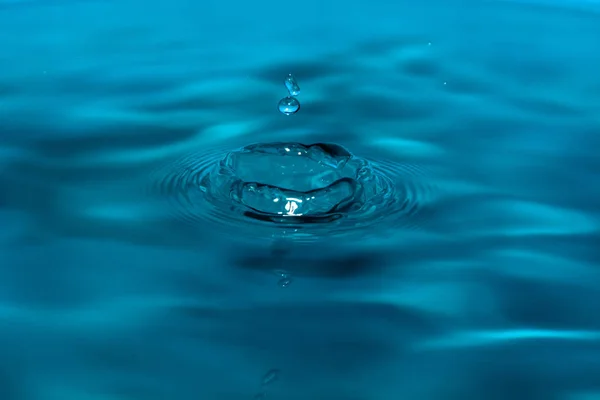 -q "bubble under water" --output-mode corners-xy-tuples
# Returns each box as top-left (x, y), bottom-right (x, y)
(152, 142), (436, 242)
(278, 96), (300, 115)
